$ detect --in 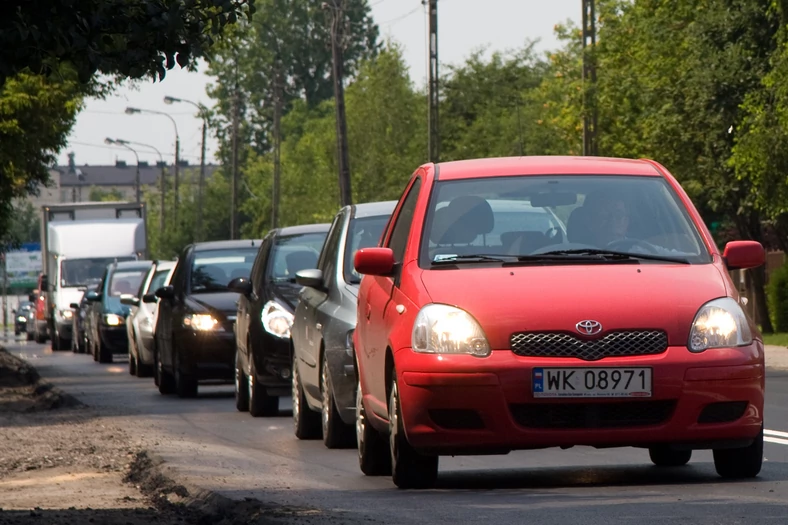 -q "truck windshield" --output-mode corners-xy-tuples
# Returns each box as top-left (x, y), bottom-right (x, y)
(60, 257), (135, 287)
